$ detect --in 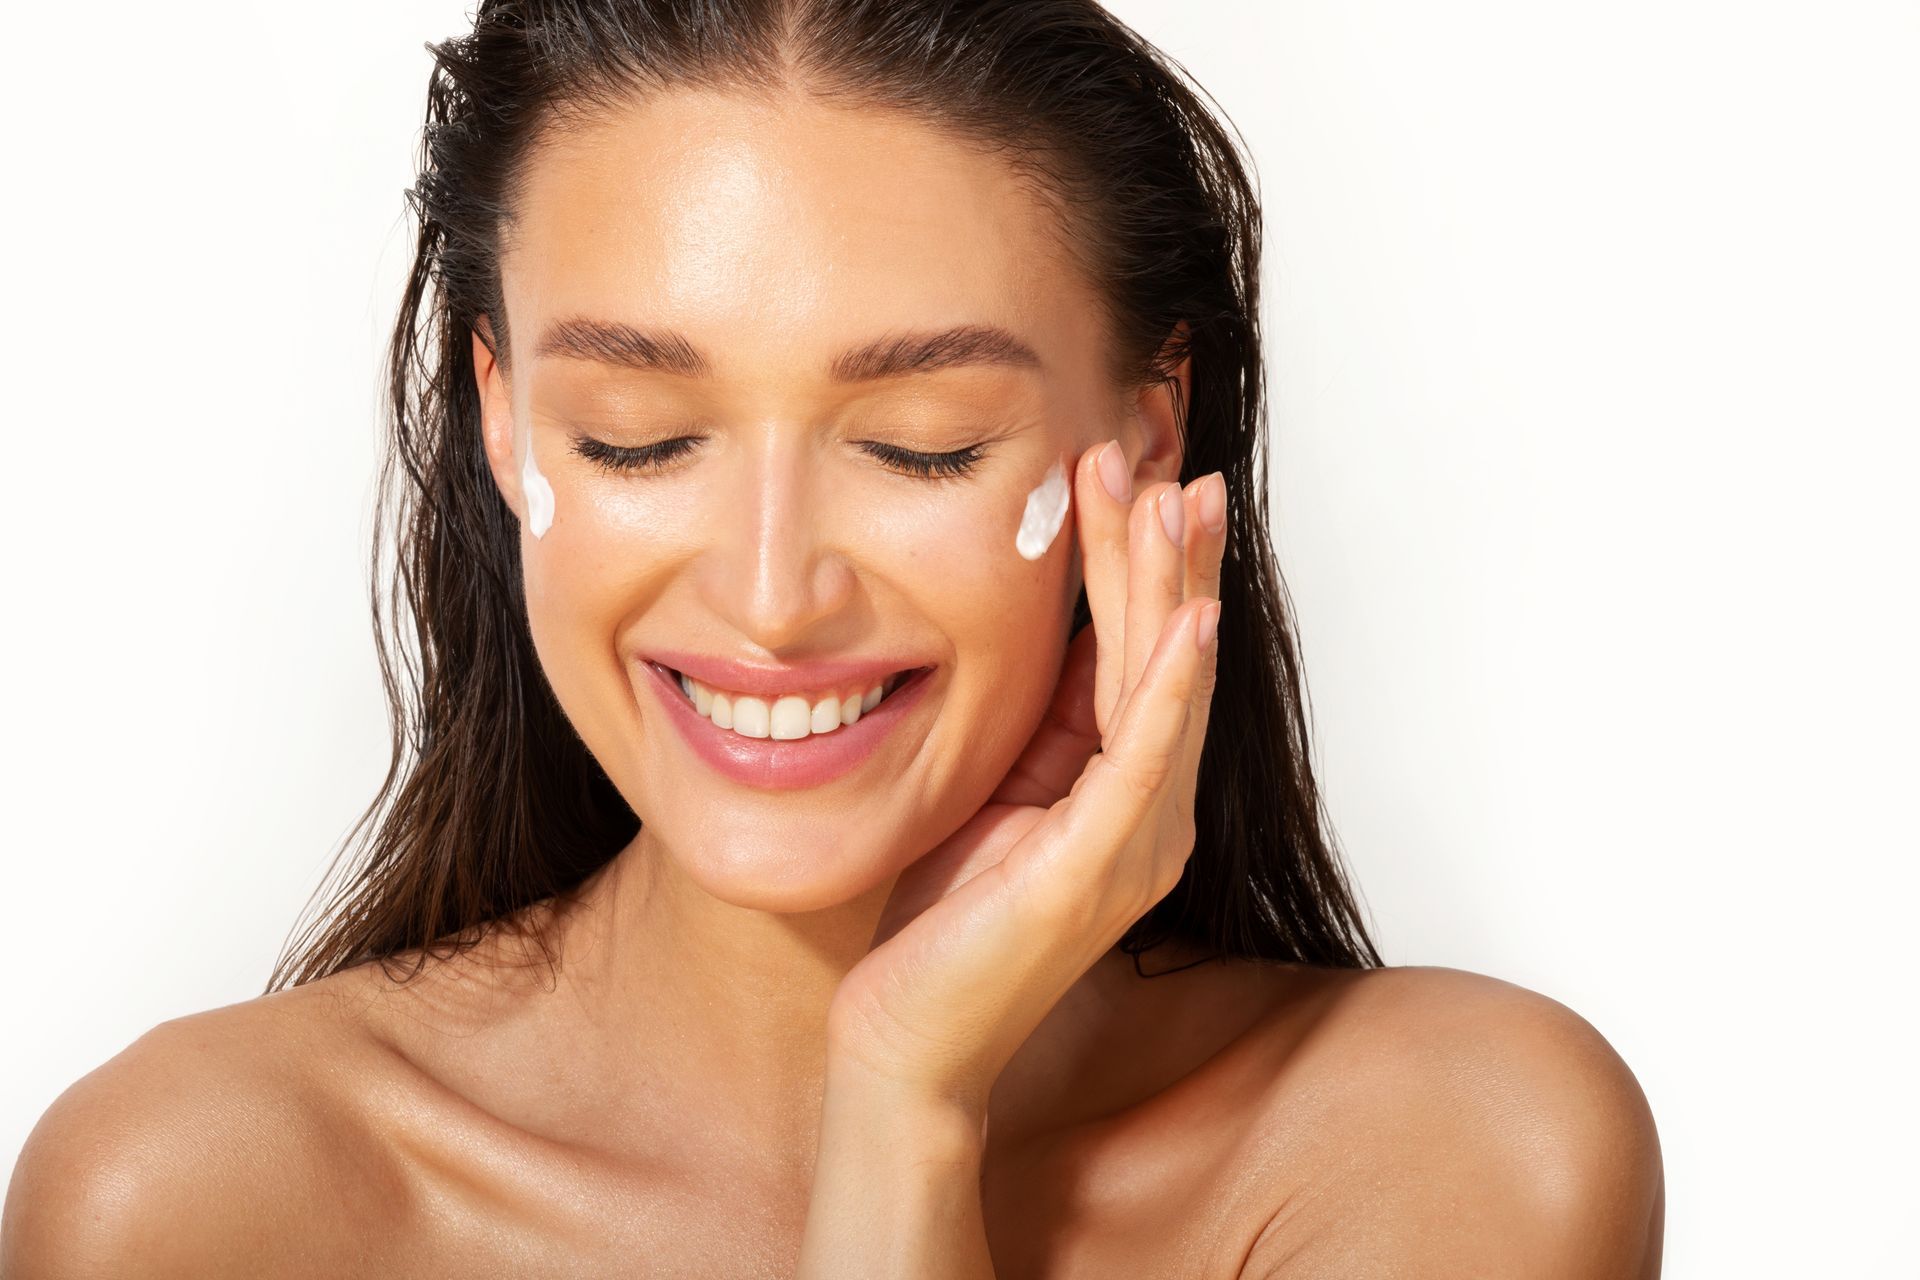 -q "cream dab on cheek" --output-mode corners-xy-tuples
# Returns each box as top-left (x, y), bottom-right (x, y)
(520, 431), (555, 539)
(1014, 458), (1071, 560)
